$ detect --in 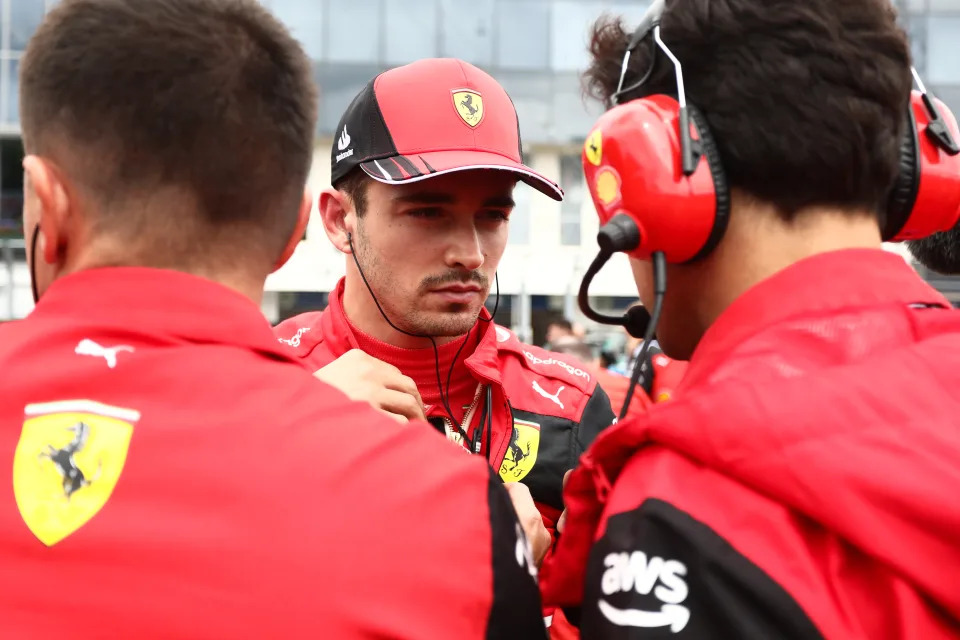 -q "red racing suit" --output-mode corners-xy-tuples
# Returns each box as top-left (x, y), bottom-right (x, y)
(541, 249), (960, 639)
(0, 268), (546, 639)
(274, 278), (617, 543)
